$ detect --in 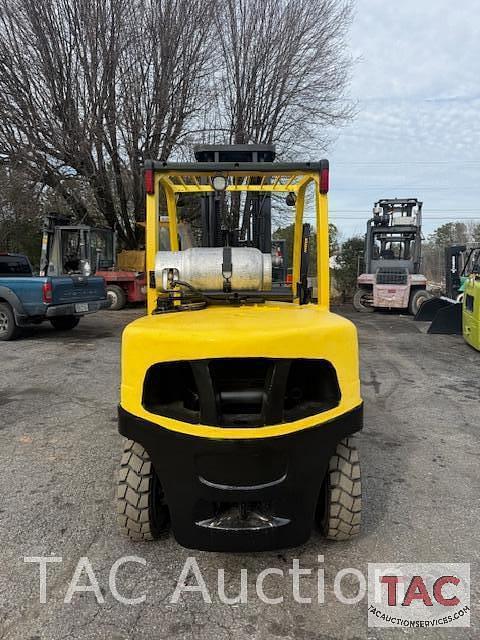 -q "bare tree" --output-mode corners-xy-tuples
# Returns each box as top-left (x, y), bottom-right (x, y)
(0, 0), (354, 249)
(0, 0), (216, 246)
(212, 0), (354, 152)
